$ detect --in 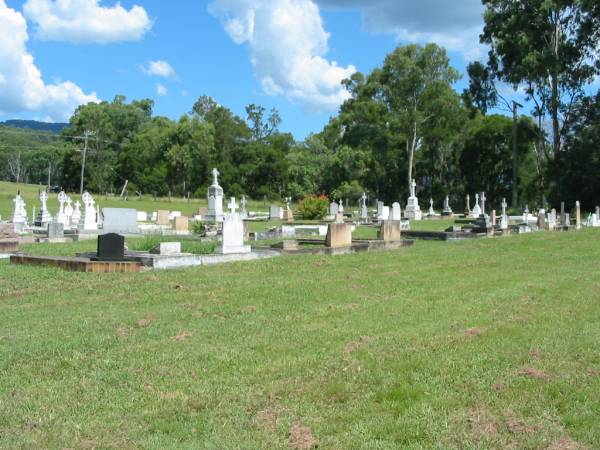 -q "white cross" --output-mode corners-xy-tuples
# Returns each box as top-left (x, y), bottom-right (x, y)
(40, 190), (48, 203)
(82, 191), (92, 206)
(481, 192), (486, 214)
(58, 191), (67, 203)
(228, 197), (238, 214)
(212, 168), (220, 185)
